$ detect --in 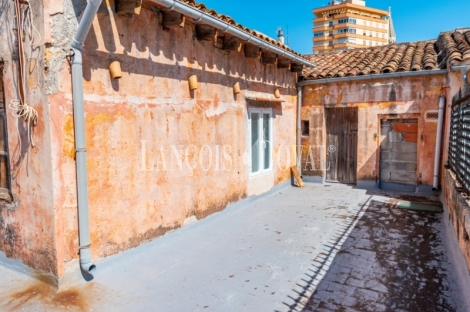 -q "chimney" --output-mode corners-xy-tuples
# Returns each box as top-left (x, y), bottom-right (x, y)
(277, 28), (285, 44)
